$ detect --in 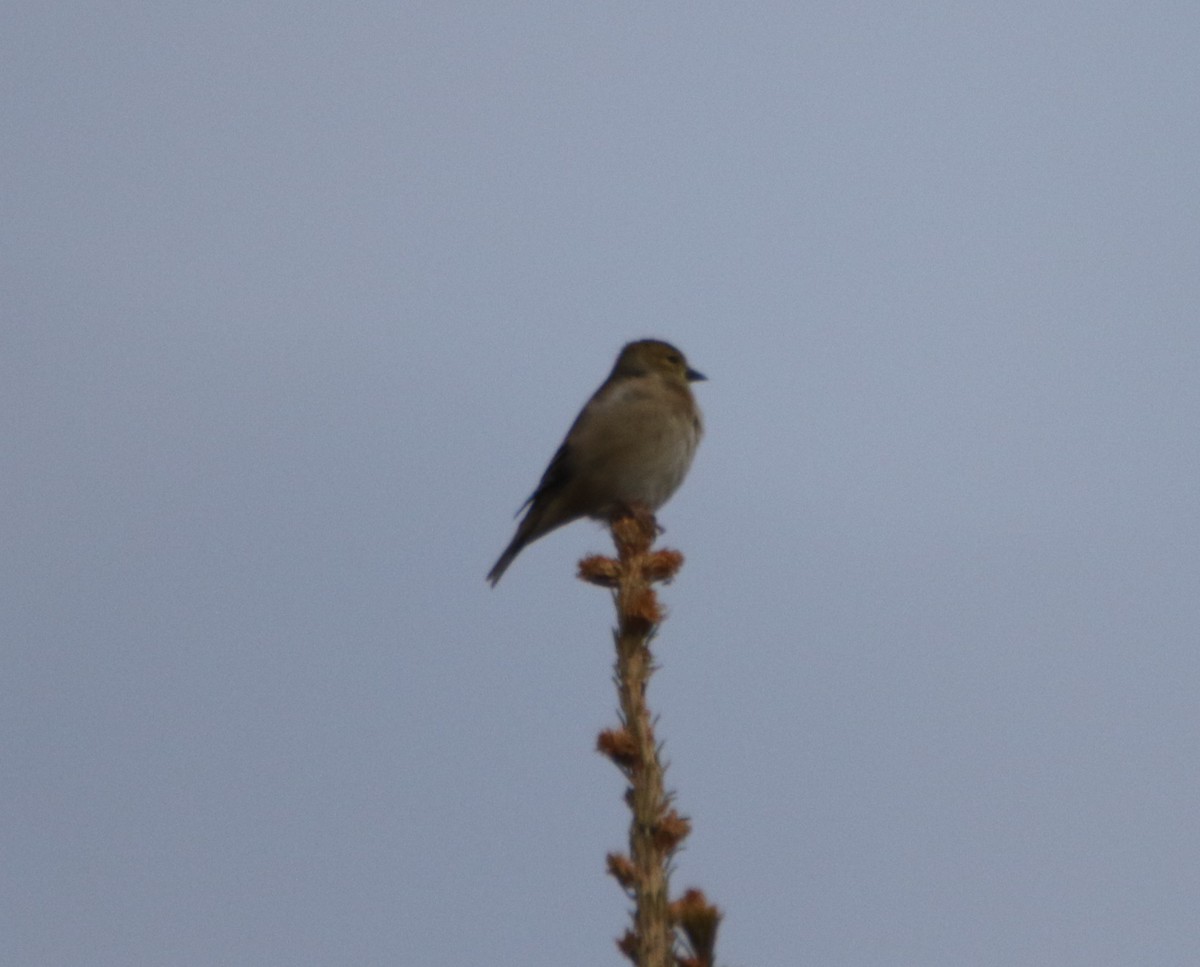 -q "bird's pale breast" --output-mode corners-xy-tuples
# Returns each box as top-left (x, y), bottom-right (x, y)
(572, 377), (701, 514)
